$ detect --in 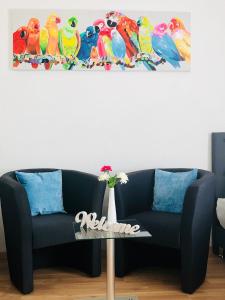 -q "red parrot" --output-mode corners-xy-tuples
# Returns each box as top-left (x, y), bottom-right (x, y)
(13, 26), (28, 54)
(106, 11), (139, 60)
(13, 26), (28, 67)
(26, 18), (41, 69)
(93, 19), (113, 71)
